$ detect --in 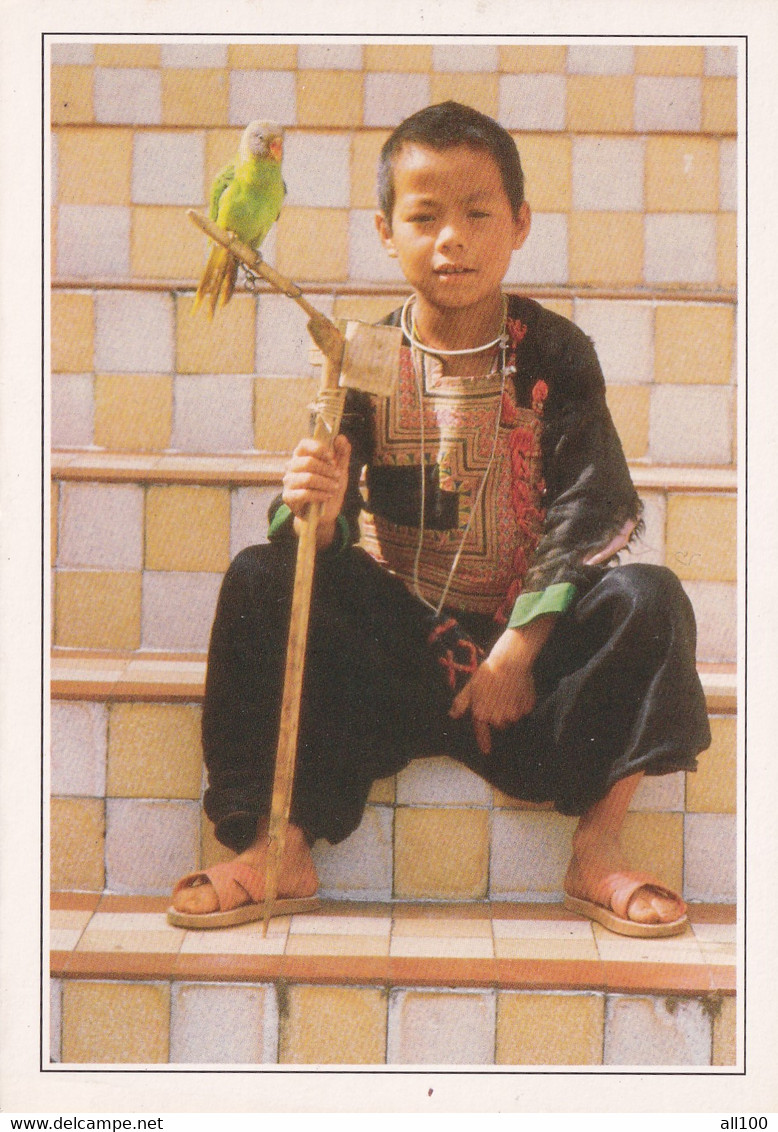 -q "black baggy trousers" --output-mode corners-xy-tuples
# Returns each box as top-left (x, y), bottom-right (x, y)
(201, 541), (712, 853)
